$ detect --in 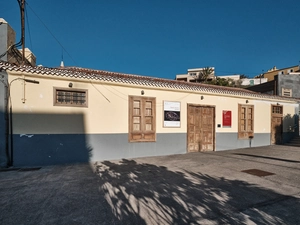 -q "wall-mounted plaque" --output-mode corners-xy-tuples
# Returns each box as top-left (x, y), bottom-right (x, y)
(164, 101), (181, 127)
(222, 110), (232, 127)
